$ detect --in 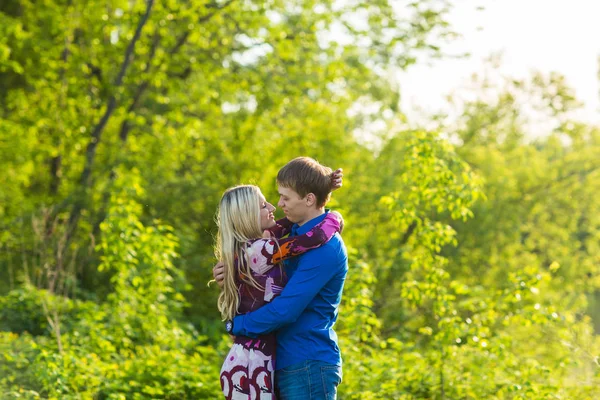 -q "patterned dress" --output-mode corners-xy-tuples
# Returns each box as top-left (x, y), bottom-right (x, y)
(219, 213), (341, 400)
